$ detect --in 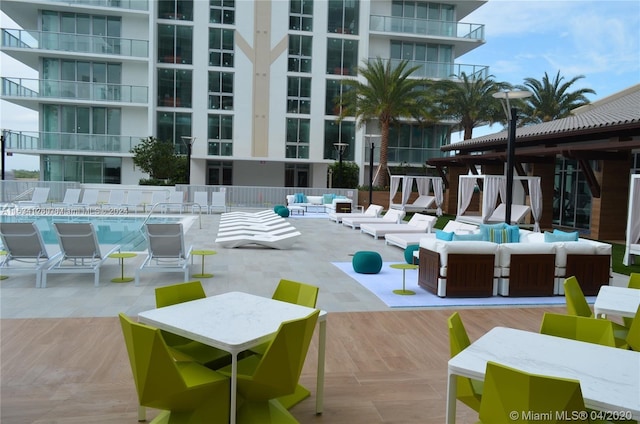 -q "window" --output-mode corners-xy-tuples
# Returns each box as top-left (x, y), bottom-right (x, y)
(43, 59), (122, 100)
(208, 114), (233, 156)
(325, 79), (352, 115)
(285, 163), (309, 187)
(42, 155), (121, 184)
(158, 24), (193, 64)
(553, 158), (592, 230)
(210, 0), (235, 24)
(157, 112), (192, 153)
(288, 35), (312, 73)
(286, 118), (310, 159)
(289, 0), (313, 31)
(158, 0), (193, 20)
(326, 38), (358, 75)
(207, 161), (233, 185)
(390, 40), (452, 78)
(327, 0), (359, 34)
(391, 1), (455, 36)
(158, 69), (192, 108)
(287, 77), (311, 114)
(208, 71), (233, 110)
(387, 123), (448, 164)
(41, 11), (121, 53)
(324, 120), (354, 160)
(209, 28), (234, 67)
